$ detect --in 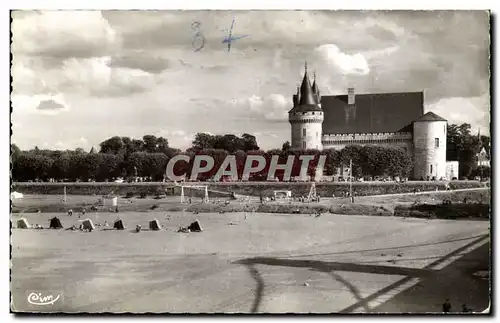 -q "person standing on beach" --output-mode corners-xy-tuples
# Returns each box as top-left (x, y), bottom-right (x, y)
(442, 299), (452, 313)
